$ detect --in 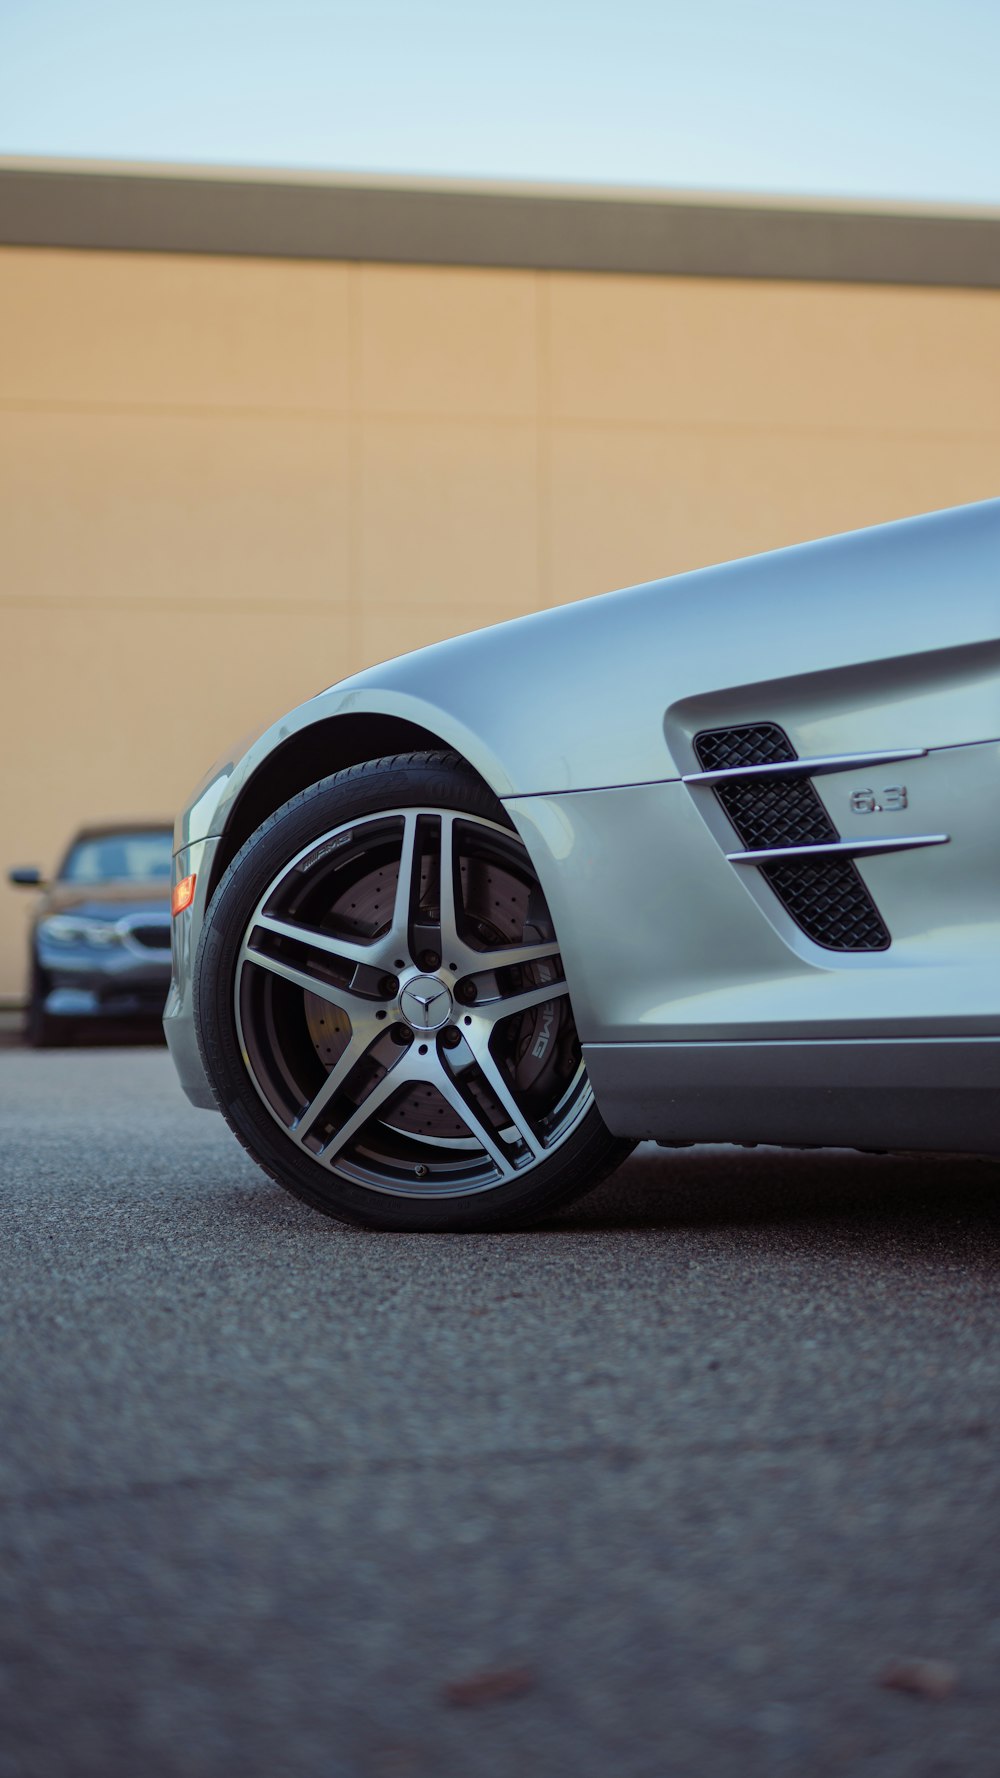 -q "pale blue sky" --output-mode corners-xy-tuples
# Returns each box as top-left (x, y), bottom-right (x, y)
(1, 0), (998, 203)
